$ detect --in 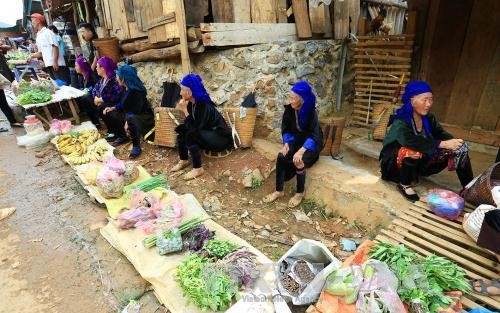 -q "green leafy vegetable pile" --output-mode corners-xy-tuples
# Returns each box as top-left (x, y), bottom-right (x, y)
(369, 243), (470, 313)
(204, 239), (239, 259)
(17, 89), (52, 105)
